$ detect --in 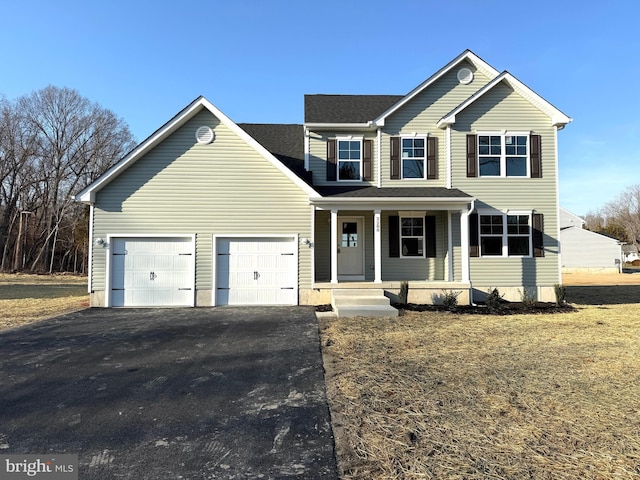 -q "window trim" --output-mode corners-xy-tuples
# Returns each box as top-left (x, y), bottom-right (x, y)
(336, 136), (363, 182)
(477, 210), (533, 257)
(477, 131), (530, 178)
(400, 135), (427, 180)
(399, 213), (426, 258)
